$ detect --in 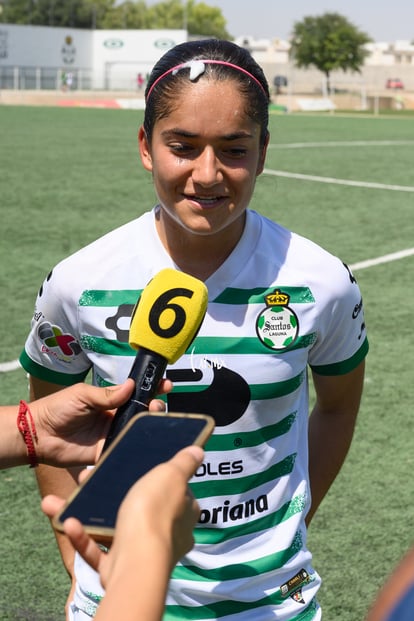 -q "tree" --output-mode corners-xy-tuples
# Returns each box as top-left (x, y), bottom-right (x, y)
(0, 0), (231, 37)
(101, 0), (150, 29)
(290, 12), (371, 94)
(0, 0), (115, 28)
(187, 0), (230, 39)
(145, 0), (230, 38)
